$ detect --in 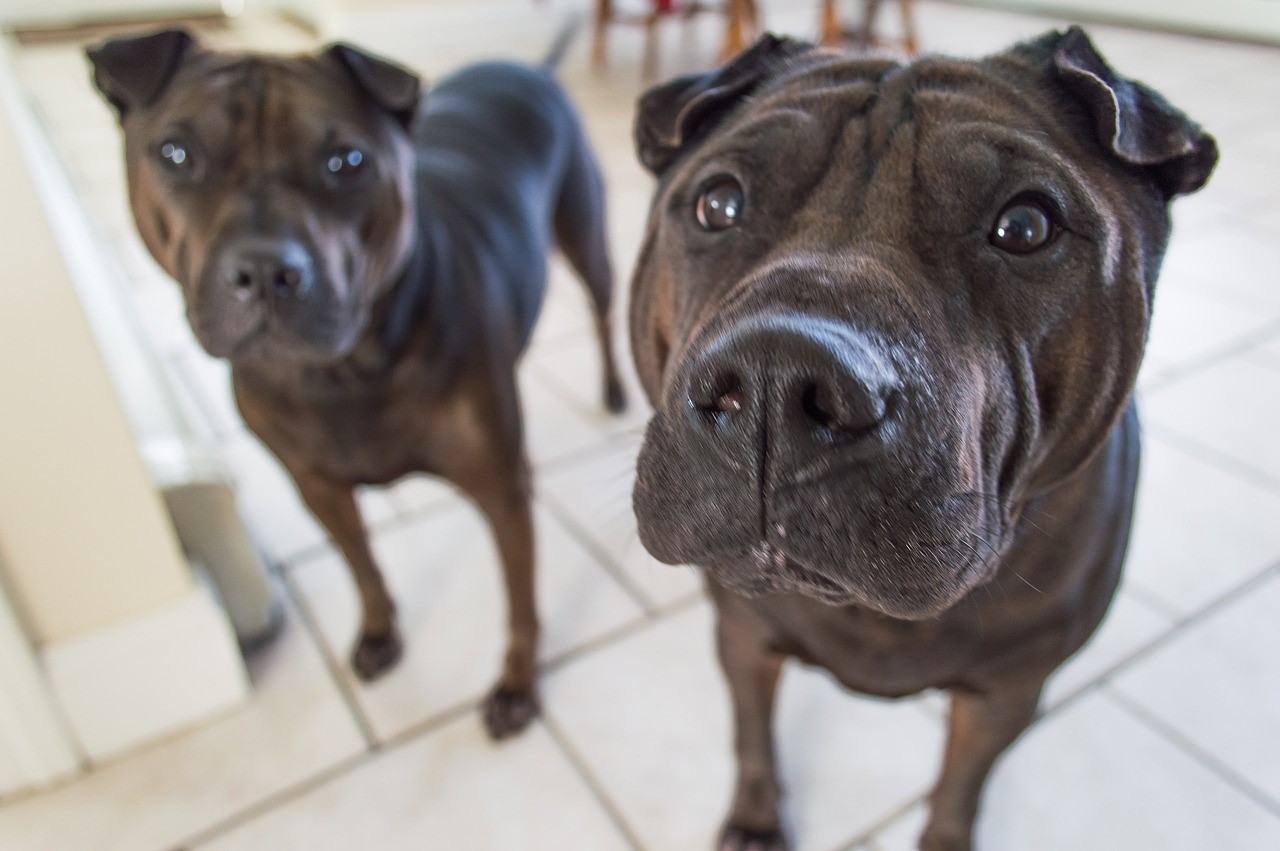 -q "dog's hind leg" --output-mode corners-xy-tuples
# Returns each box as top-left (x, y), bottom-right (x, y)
(921, 680), (1043, 851)
(291, 468), (401, 681)
(554, 137), (628, 414)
